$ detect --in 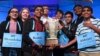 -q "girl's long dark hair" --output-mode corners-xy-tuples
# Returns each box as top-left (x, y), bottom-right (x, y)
(6, 8), (20, 21)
